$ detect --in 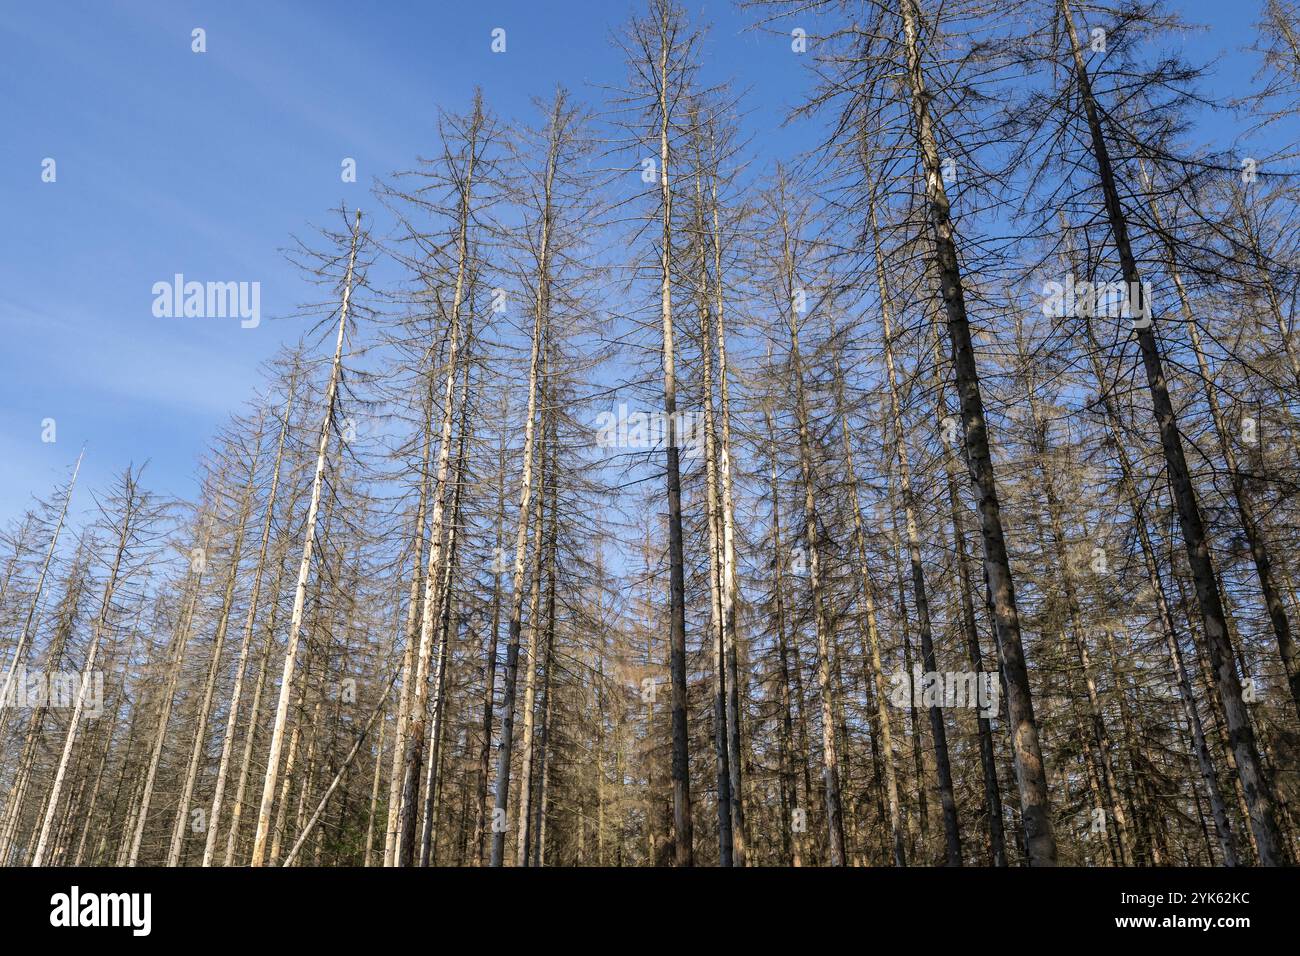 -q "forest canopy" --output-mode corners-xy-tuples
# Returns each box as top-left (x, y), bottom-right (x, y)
(3, 0), (1299, 870)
